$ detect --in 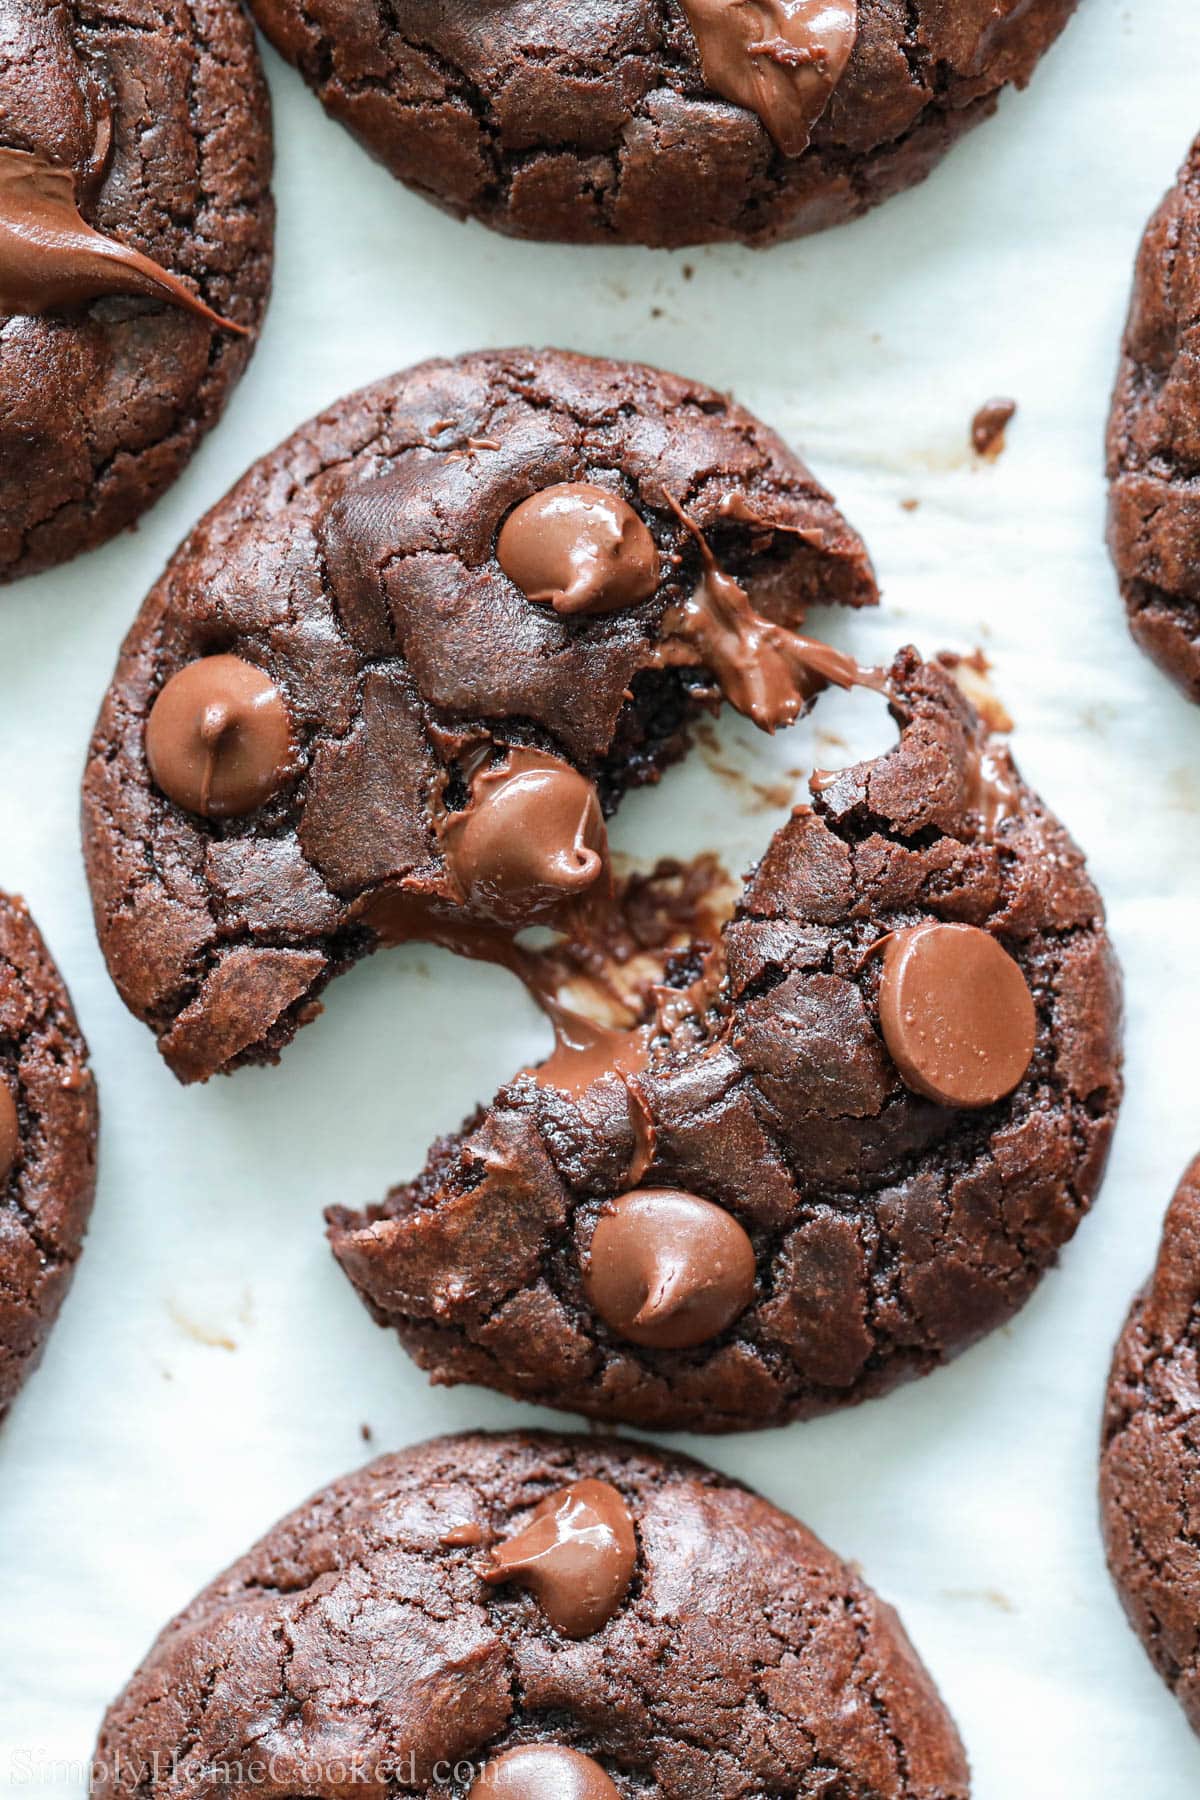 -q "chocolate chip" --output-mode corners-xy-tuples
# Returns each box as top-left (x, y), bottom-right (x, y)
(439, 747), (608, 926)
(471, 1746), (620, 1800)
(583, 1188), (756, 1350)
(497, 484), (658, 616)
(145, 655), (294, 819)
(878, 922), (1036, 1109)
(482, 1478), (636, 1637)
